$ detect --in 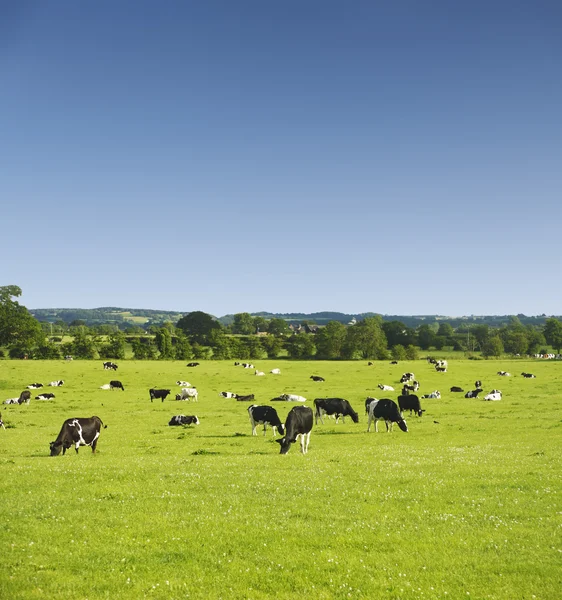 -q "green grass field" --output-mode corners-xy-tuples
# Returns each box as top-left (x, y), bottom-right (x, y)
(0, 358), (560, 599)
